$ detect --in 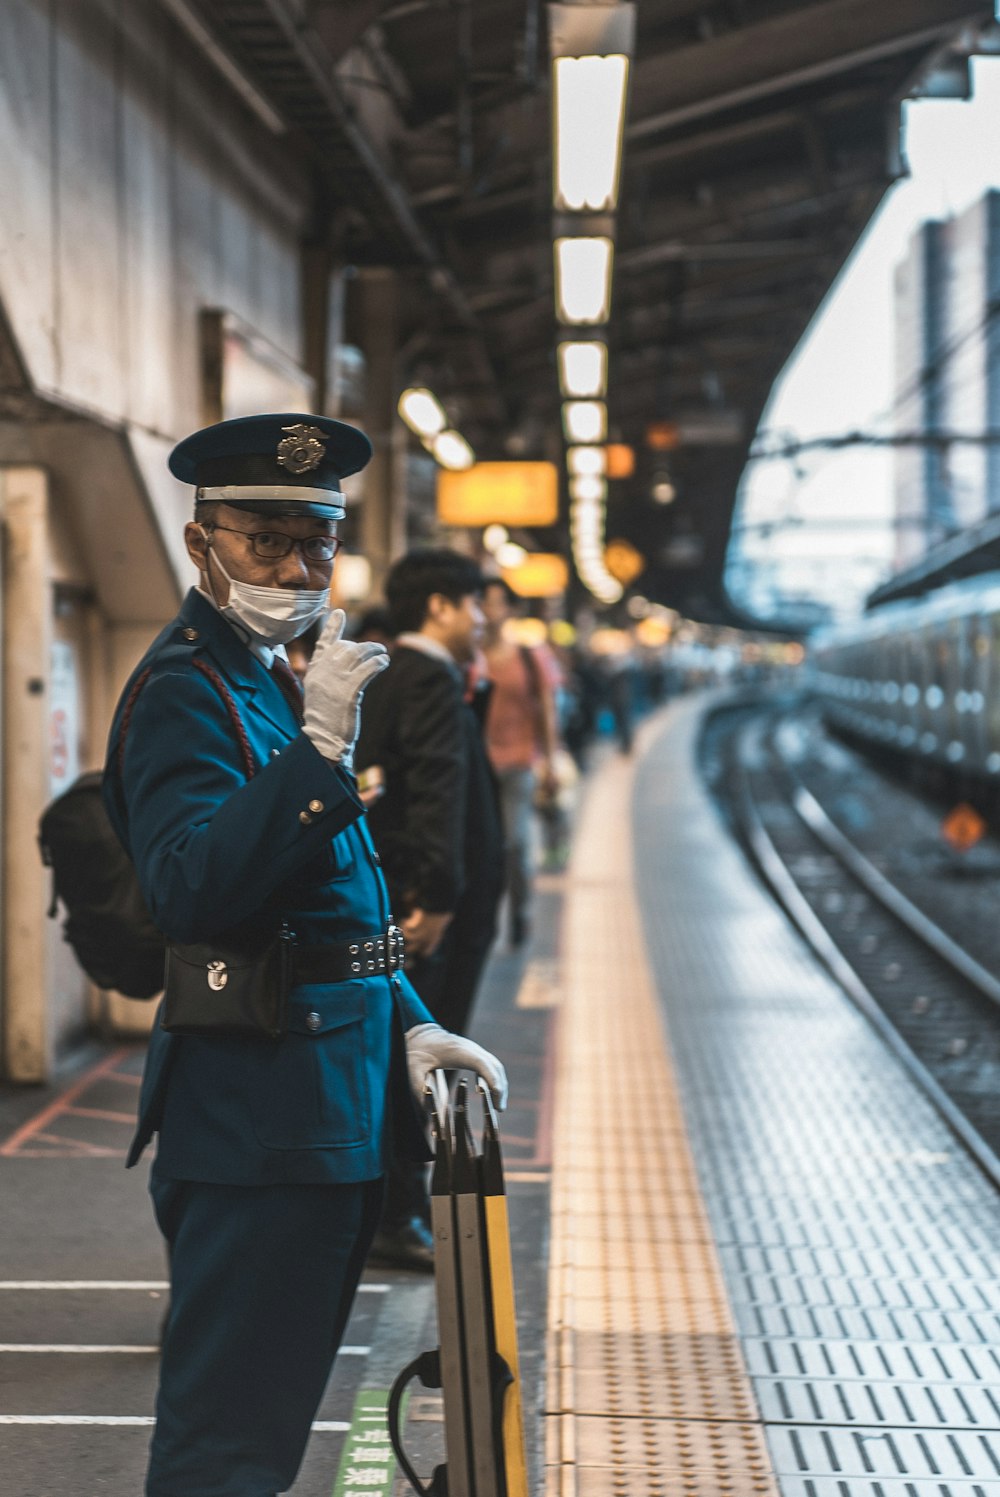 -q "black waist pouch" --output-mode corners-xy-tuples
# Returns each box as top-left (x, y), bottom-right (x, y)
(160, 924), (295, 1039)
